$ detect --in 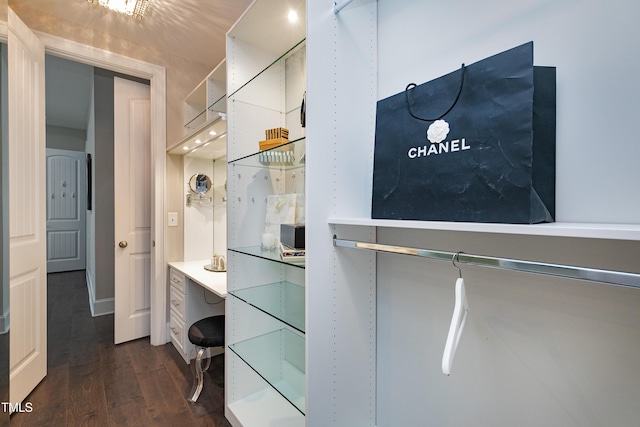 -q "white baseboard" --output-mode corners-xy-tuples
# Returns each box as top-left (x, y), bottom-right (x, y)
(86, 270), (114, 317)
